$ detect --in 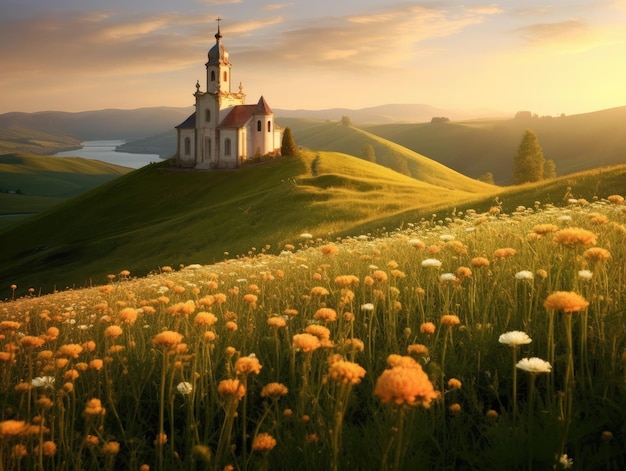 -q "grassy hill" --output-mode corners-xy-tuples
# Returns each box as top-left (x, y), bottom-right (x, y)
(0, 153), (132, 228)
(0, 151), (497, 293)
(0, 127), (81, 155)
(363, 106), (626, 184)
